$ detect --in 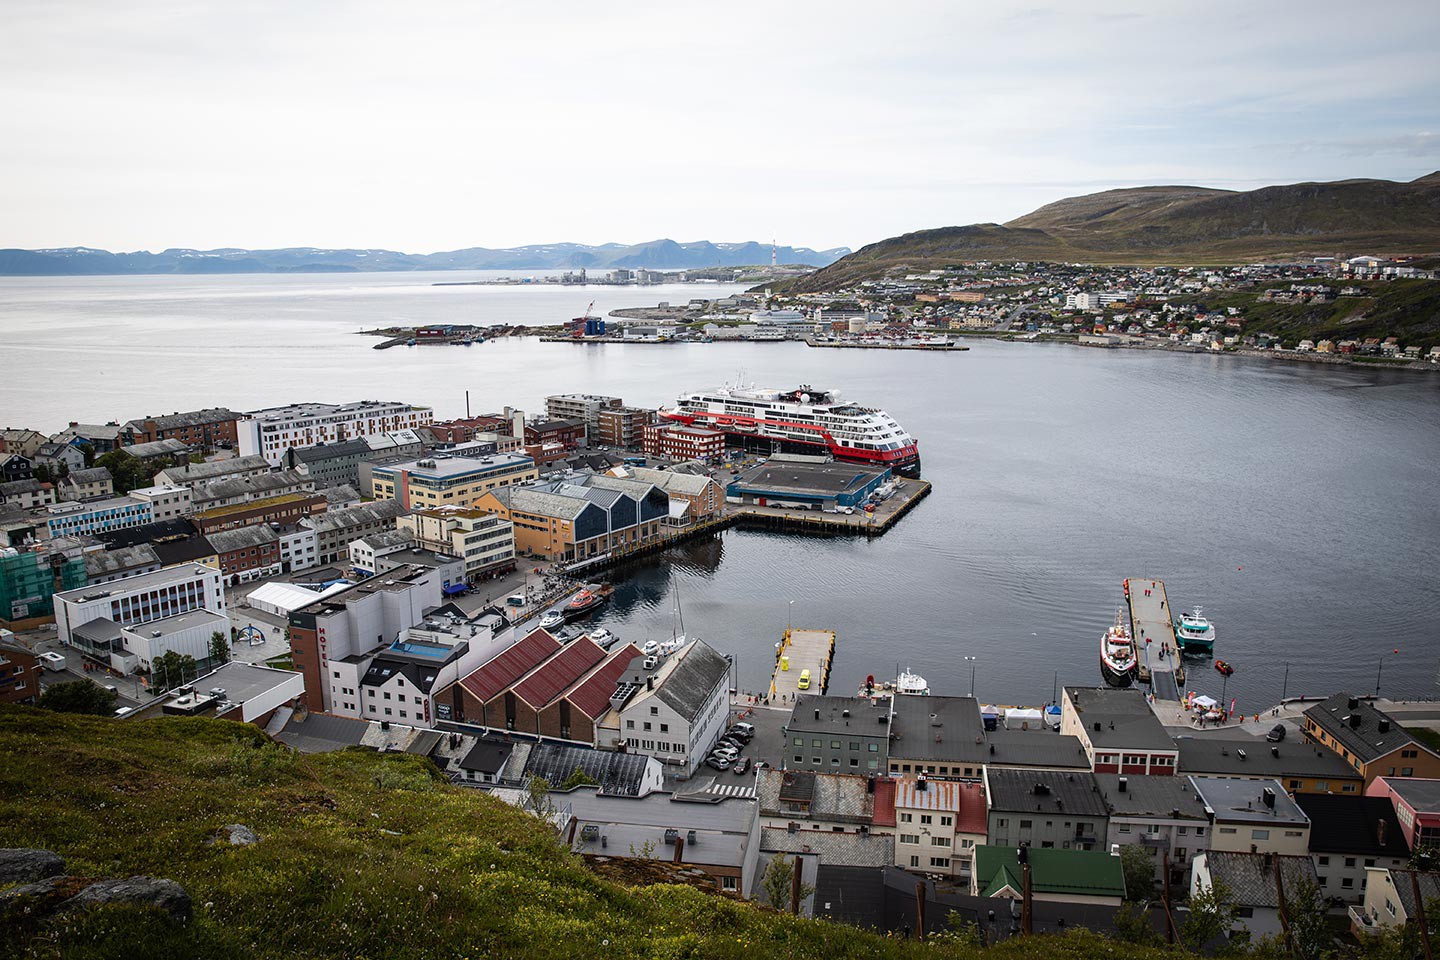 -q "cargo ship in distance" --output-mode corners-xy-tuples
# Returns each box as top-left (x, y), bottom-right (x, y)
(658, 382), (921, 477)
